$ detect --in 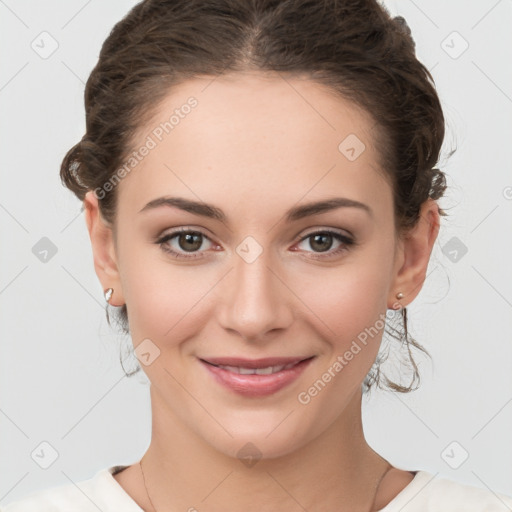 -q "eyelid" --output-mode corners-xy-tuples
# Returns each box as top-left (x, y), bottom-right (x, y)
(295, 226), (353, 241)
(156, 226), (217, 246)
